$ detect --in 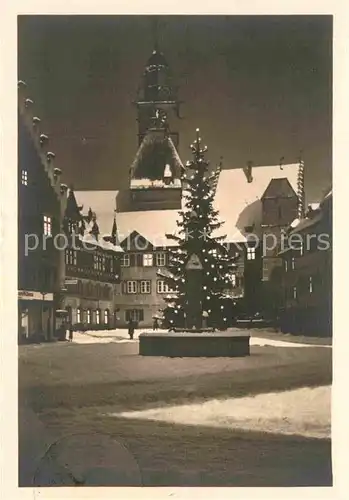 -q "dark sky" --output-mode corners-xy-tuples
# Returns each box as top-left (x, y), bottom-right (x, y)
(18, 15), (332, 202)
